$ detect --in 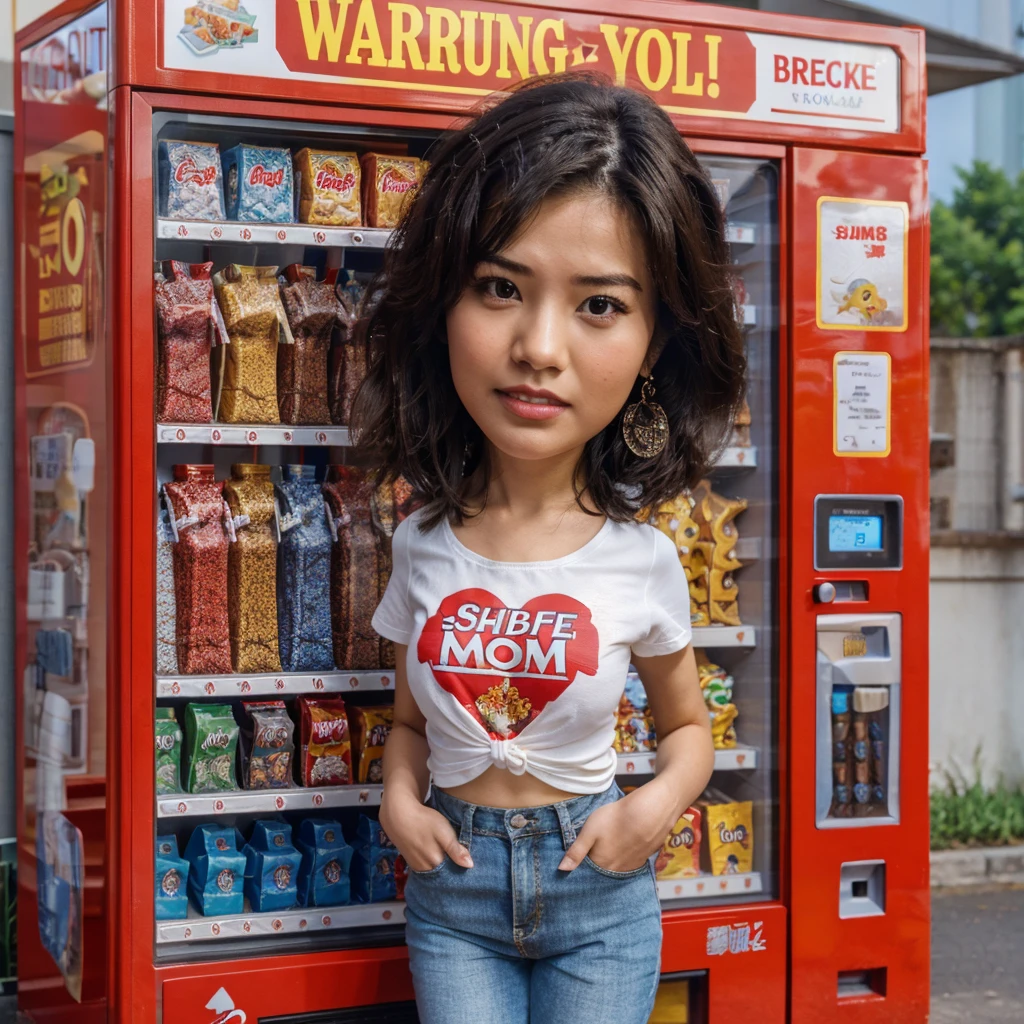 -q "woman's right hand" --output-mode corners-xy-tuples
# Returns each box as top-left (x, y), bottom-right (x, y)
(380, 789), (474, 872)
